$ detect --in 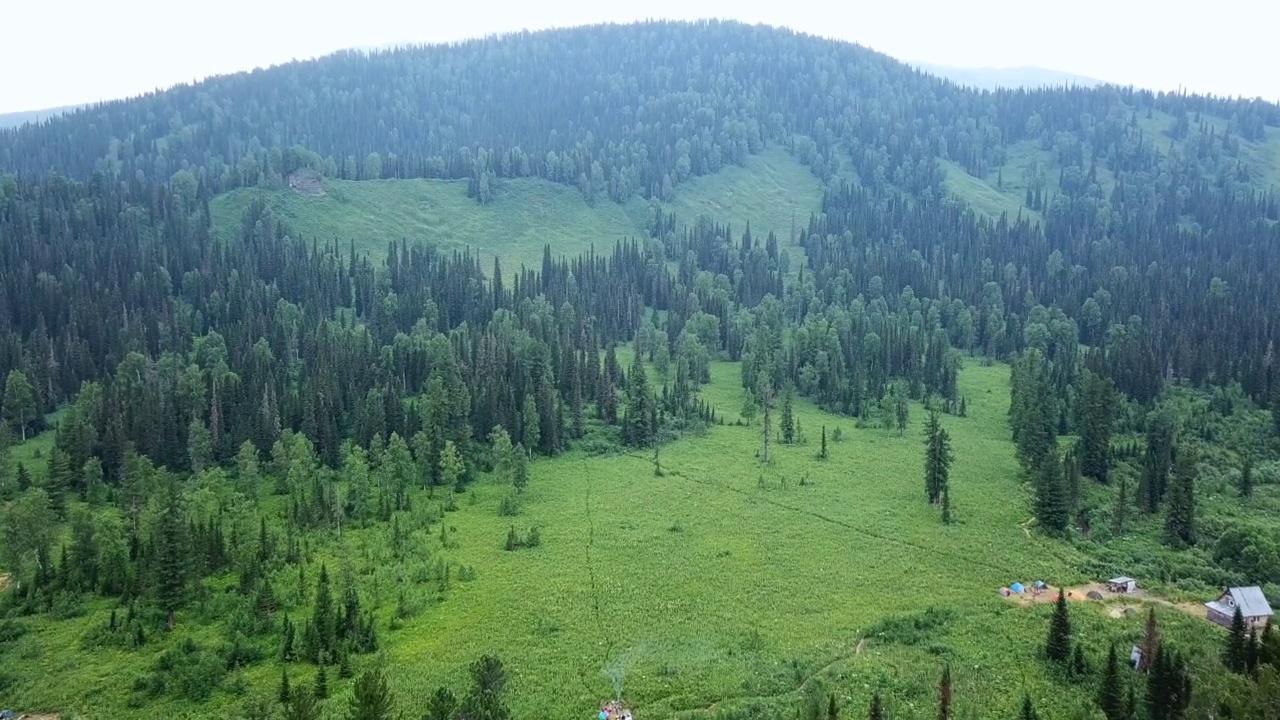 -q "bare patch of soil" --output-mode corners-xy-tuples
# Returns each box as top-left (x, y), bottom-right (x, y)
(287, 169), (325, 197)
(1002, 582), (1208, 621)
(0, 573), (10, 593)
